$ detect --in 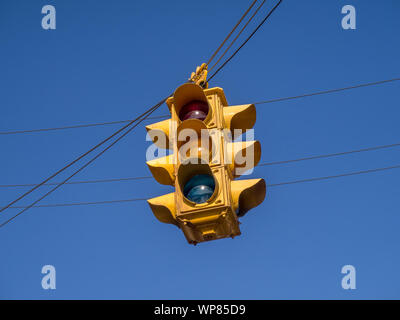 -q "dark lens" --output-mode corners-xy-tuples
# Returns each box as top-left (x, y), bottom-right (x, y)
(179, 100), (209, 121)
(183, 174), (215, 204)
